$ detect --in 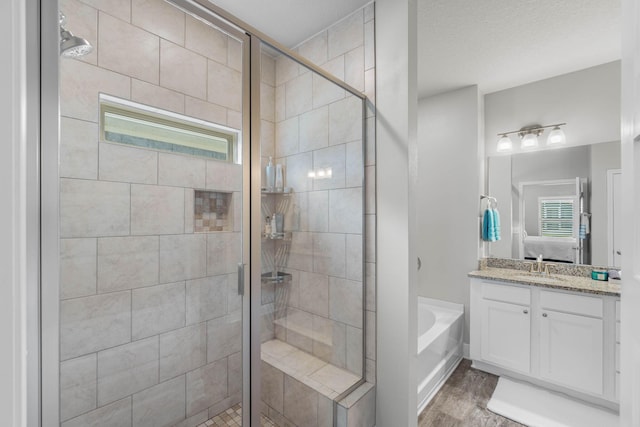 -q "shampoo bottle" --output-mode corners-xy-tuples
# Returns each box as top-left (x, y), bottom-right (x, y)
(275, 164), (284, 192)
(266, 157), (275, 190)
